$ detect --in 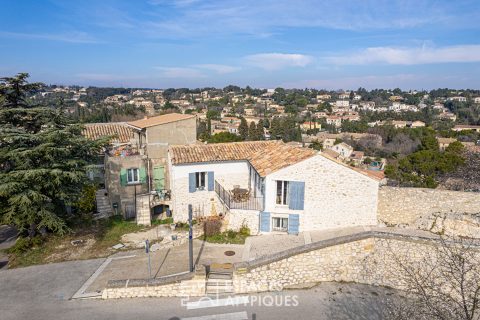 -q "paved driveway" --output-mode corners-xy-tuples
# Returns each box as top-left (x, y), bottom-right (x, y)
(0, 257), (397, 320)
